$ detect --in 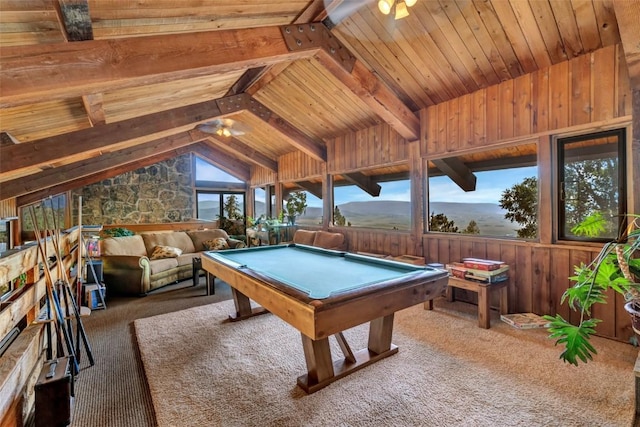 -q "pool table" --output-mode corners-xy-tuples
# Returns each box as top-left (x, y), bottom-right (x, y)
(201, 244), (448, 393)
